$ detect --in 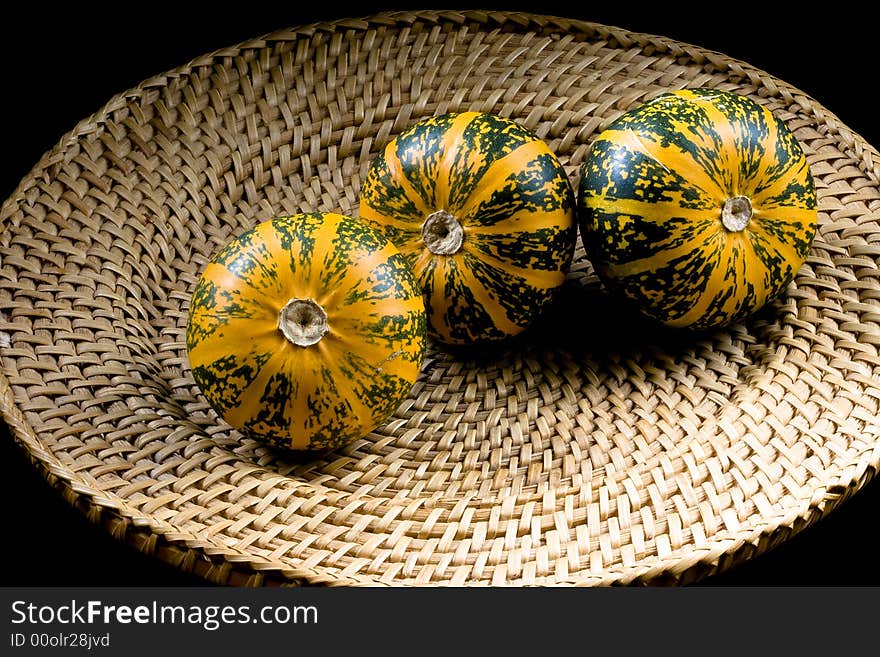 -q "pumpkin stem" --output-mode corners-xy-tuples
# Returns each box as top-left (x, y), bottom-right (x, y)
(422, 210), (464, 255)
(721, 196), (753, 232)
(278, 298), (329, 347)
